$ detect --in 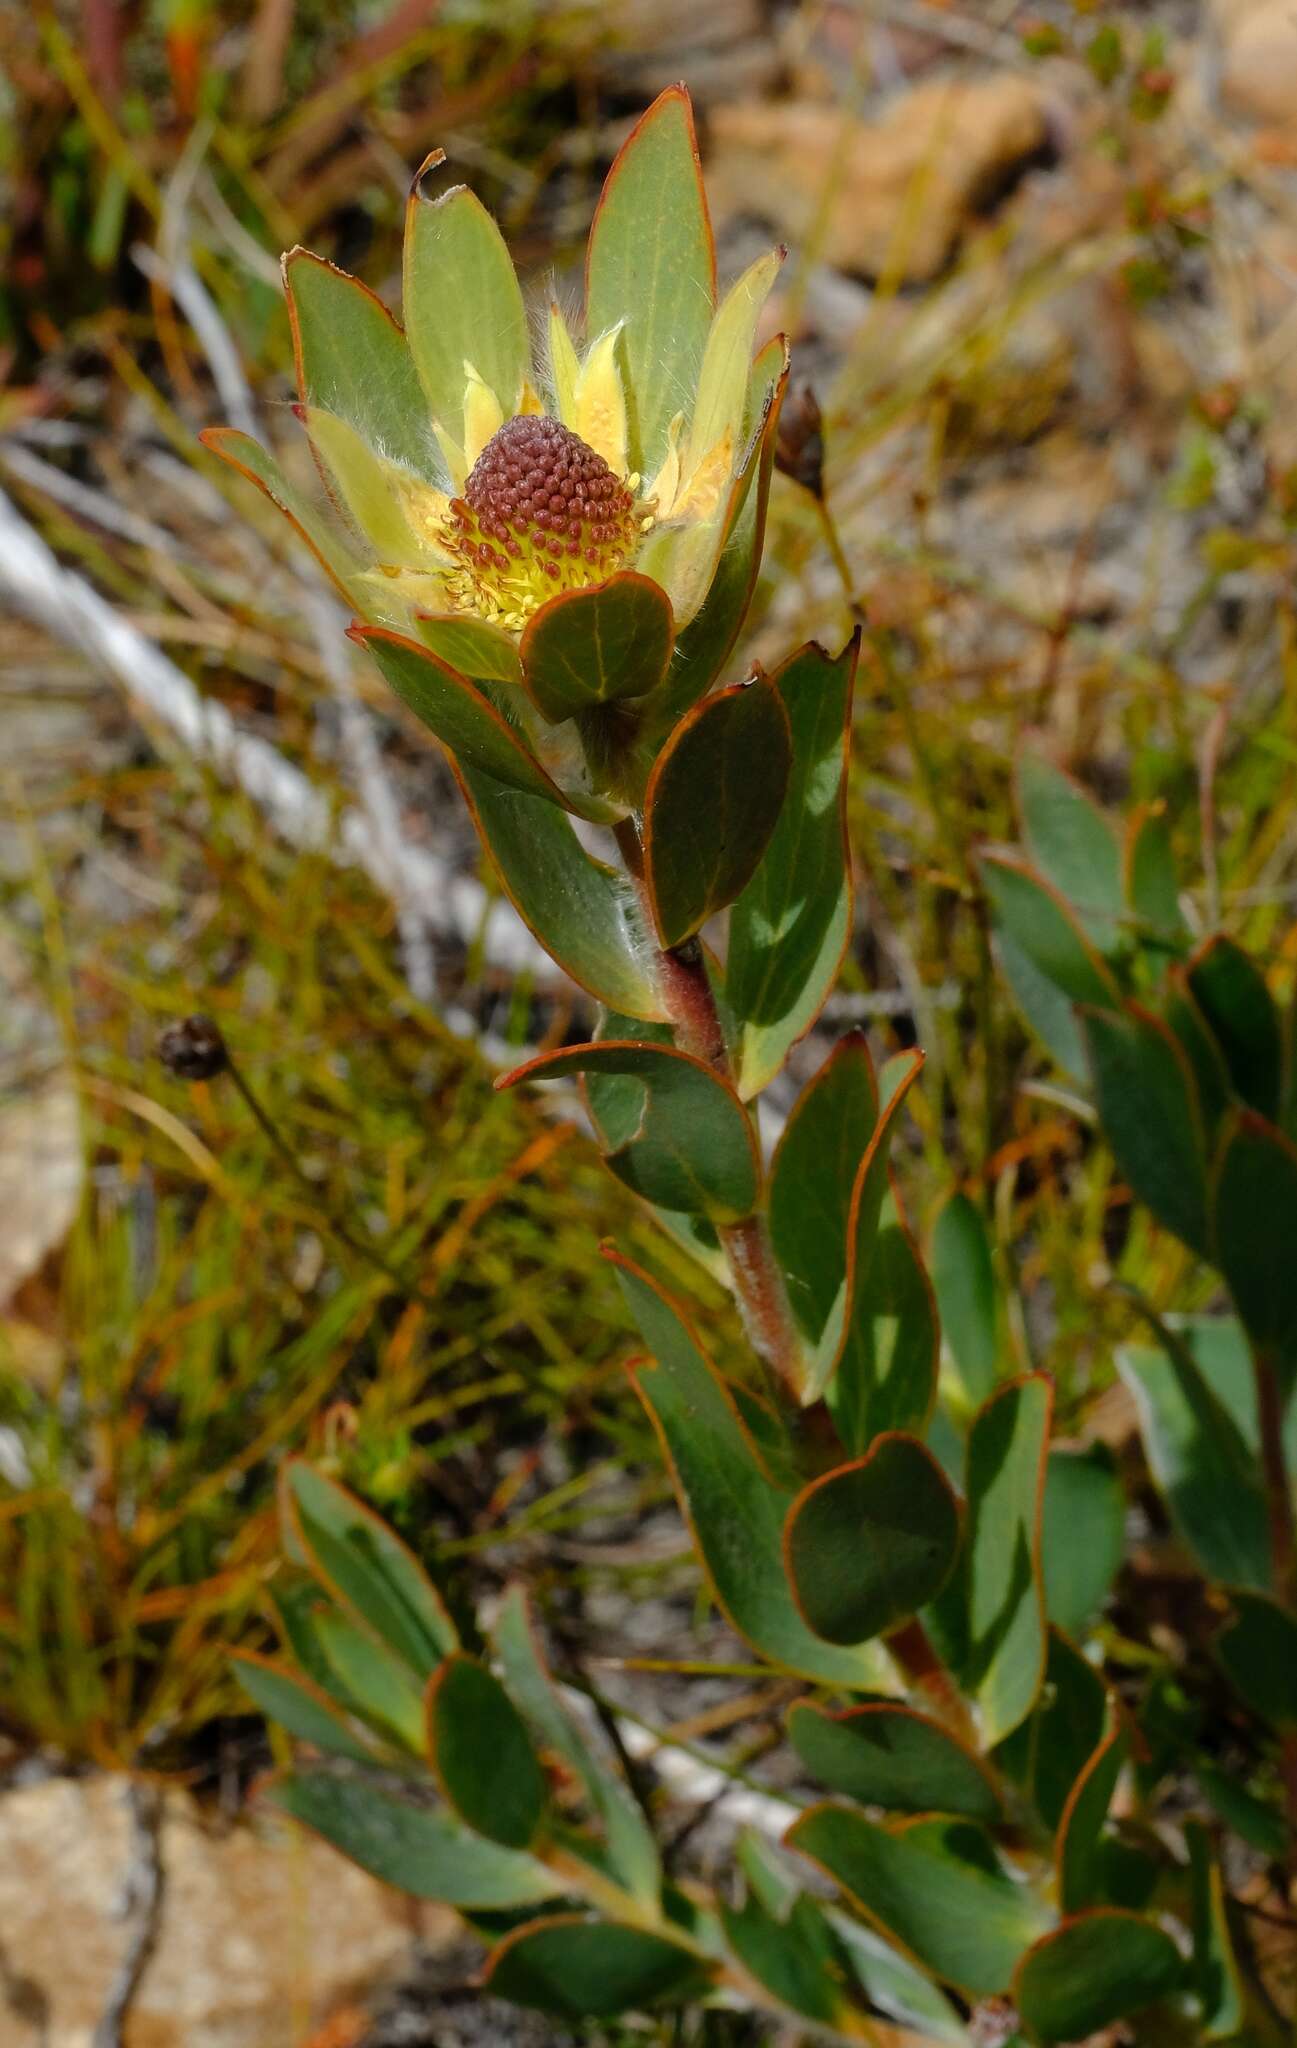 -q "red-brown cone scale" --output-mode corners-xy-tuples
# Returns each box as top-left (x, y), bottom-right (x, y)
(440, 414), (642, 630)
